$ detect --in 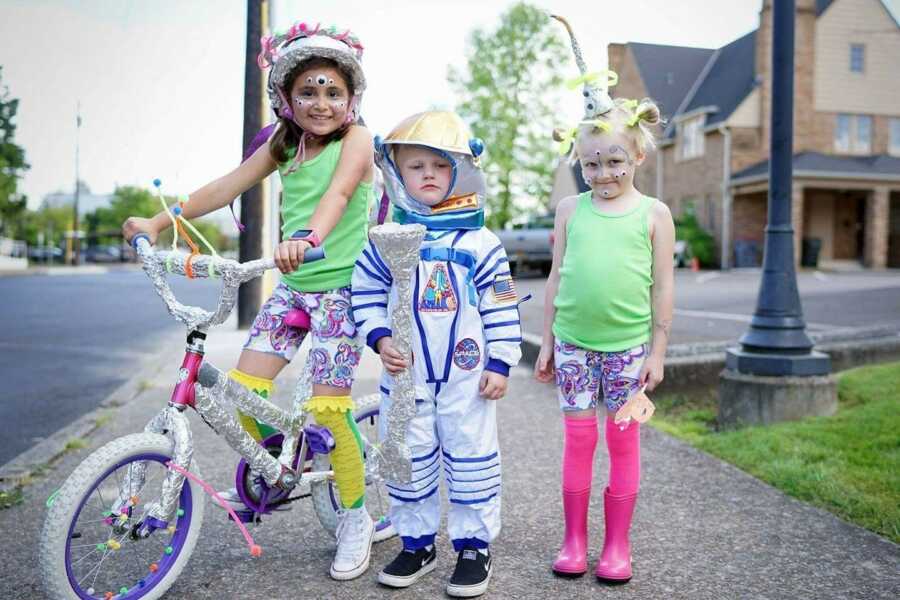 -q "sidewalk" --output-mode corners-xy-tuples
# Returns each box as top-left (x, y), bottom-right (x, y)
(1, 323), (898, 598)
